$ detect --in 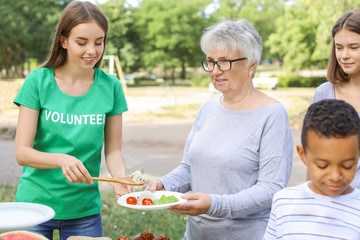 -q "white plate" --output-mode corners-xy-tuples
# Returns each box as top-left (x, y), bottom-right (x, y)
(0, 202), (55, 231)
(117, 191), (187, 210)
